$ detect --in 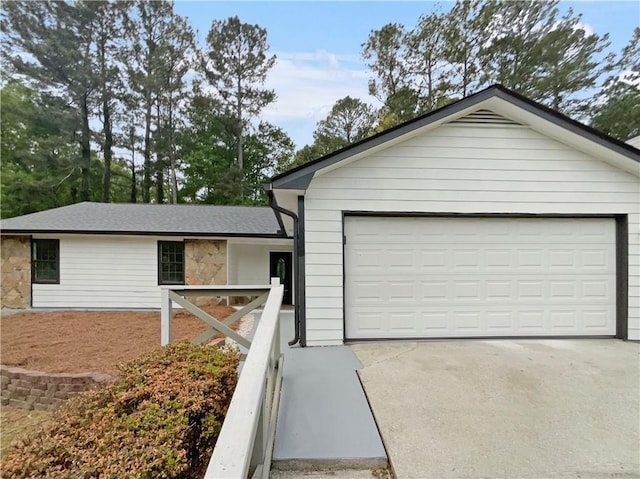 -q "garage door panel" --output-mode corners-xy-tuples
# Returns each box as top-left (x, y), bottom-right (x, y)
(387, 249), (418, 271)
(581, 249), (613, 270)
(345, 217), (616, 339)
(485, 311), (513, 331)
(583, 310), (612, 330)
(348, 277), (614, 306)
